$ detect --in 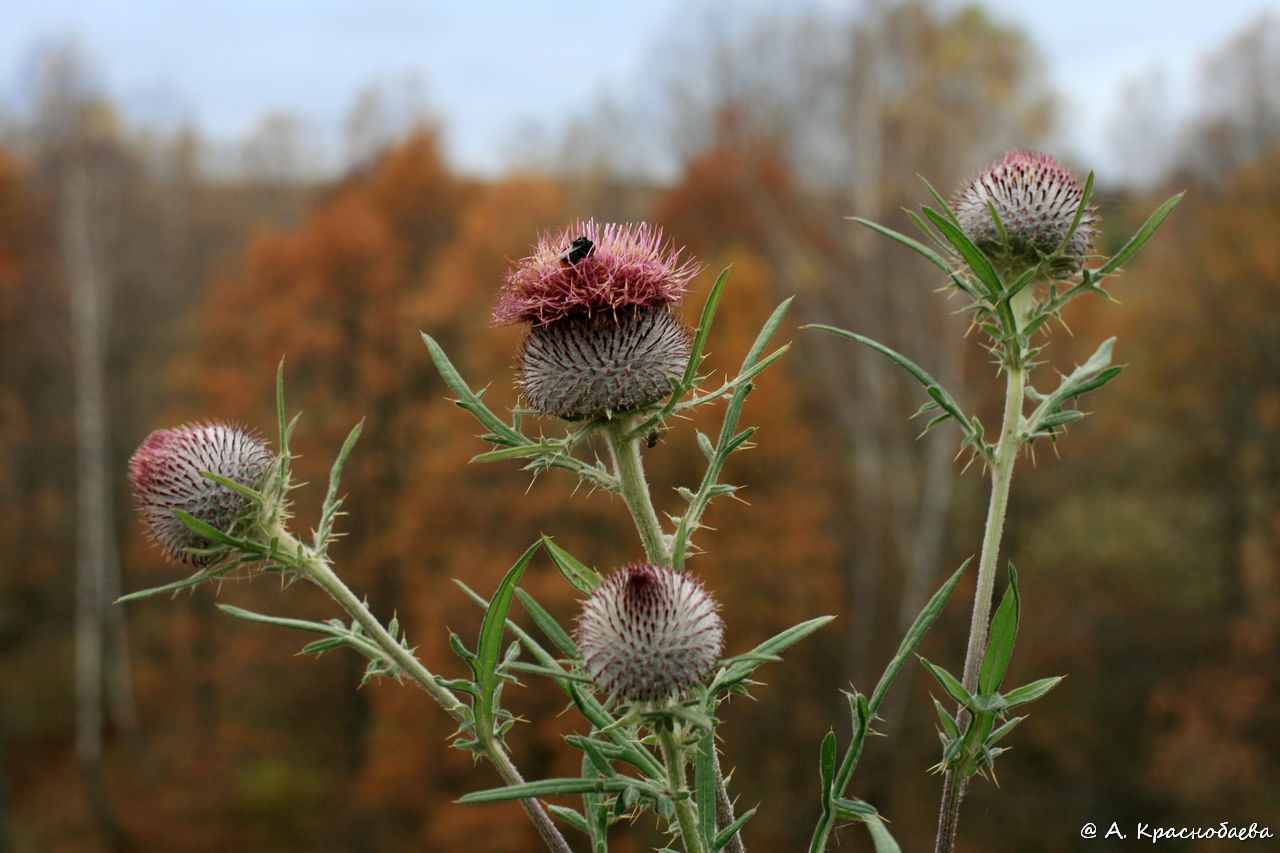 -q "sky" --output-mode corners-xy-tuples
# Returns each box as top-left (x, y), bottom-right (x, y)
(1, 0), (1277, 181)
